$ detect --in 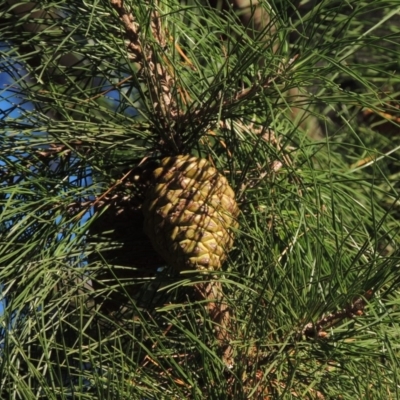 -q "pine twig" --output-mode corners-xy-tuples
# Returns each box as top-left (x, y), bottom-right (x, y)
(194, 280), (233, 368)
(109, 1), (178, 138)
(302, 290), (374, 339)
